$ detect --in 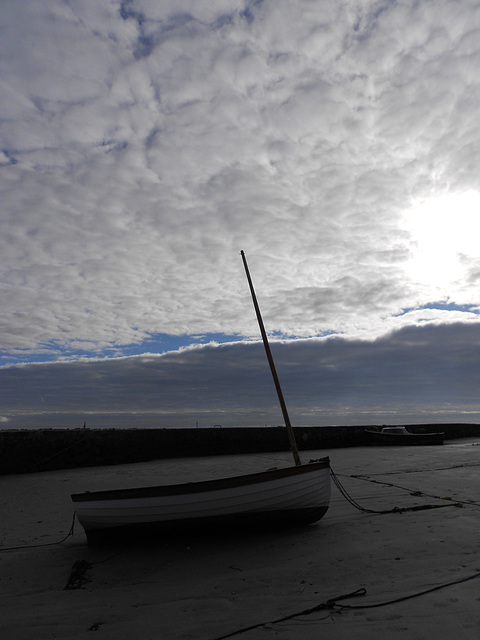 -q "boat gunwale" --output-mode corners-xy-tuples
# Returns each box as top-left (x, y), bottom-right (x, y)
(71, 458), (330, 503)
